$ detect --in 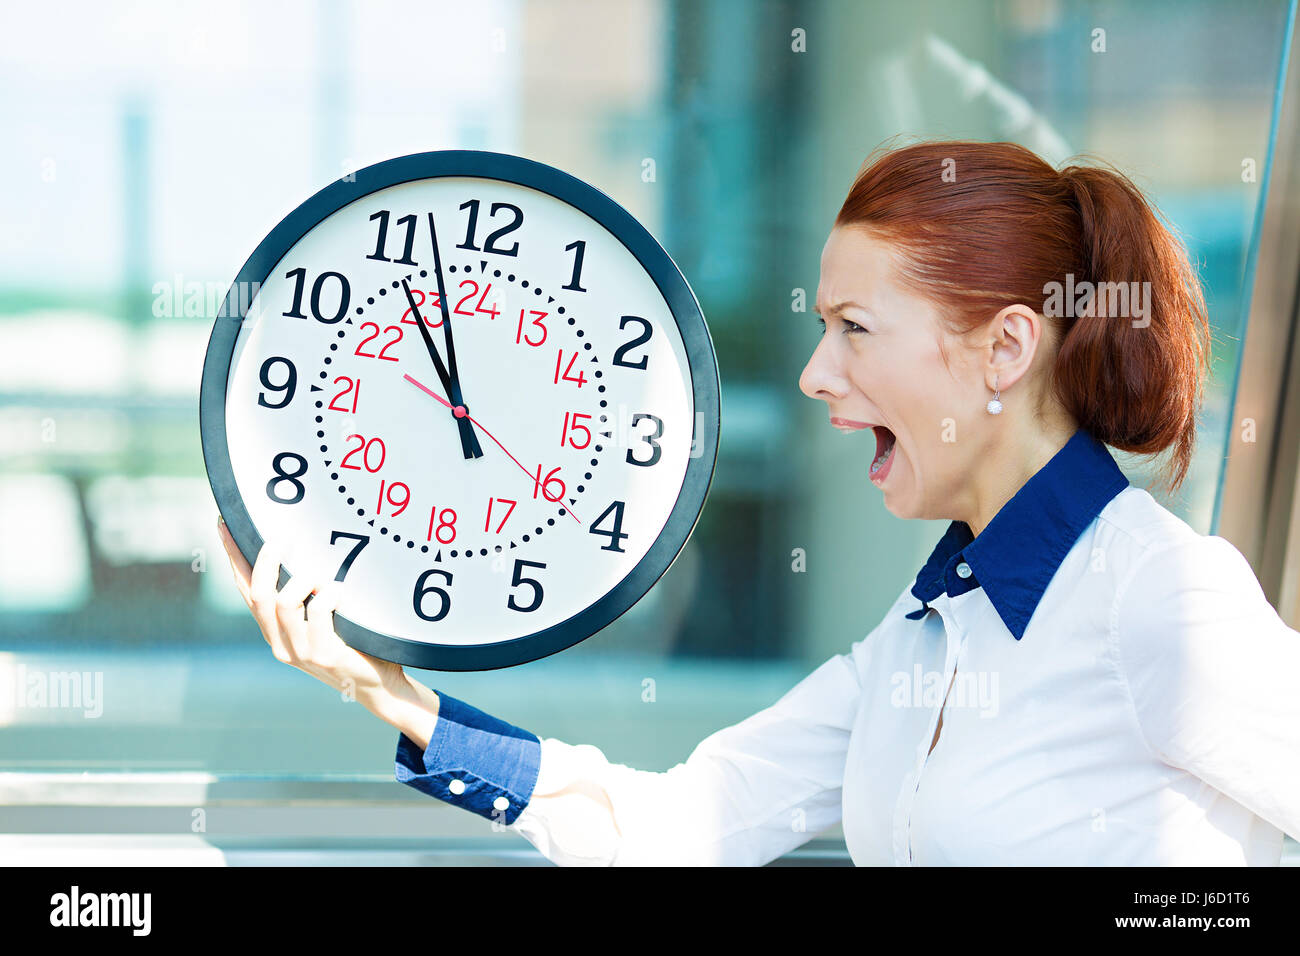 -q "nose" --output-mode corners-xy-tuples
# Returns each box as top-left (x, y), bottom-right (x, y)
(799, 336), (849, 404)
